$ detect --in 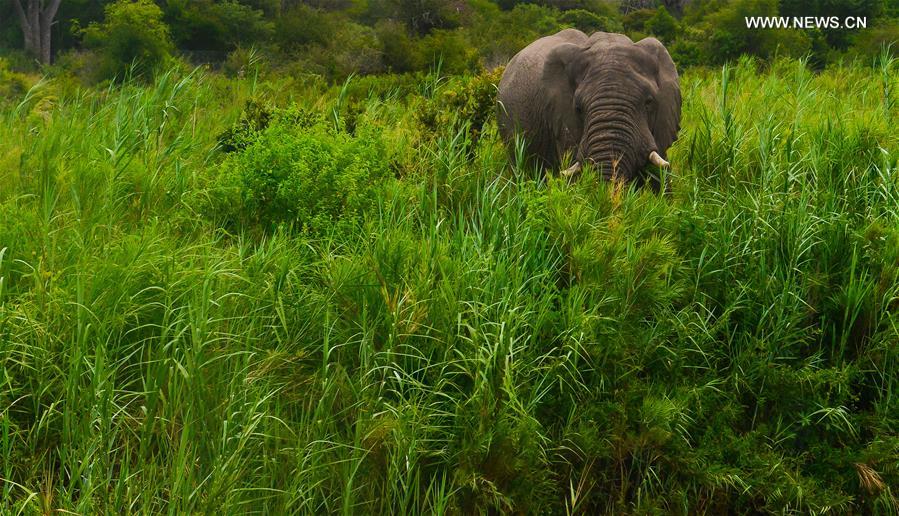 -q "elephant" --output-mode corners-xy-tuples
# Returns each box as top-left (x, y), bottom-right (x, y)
(497, 29), (681, 191)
